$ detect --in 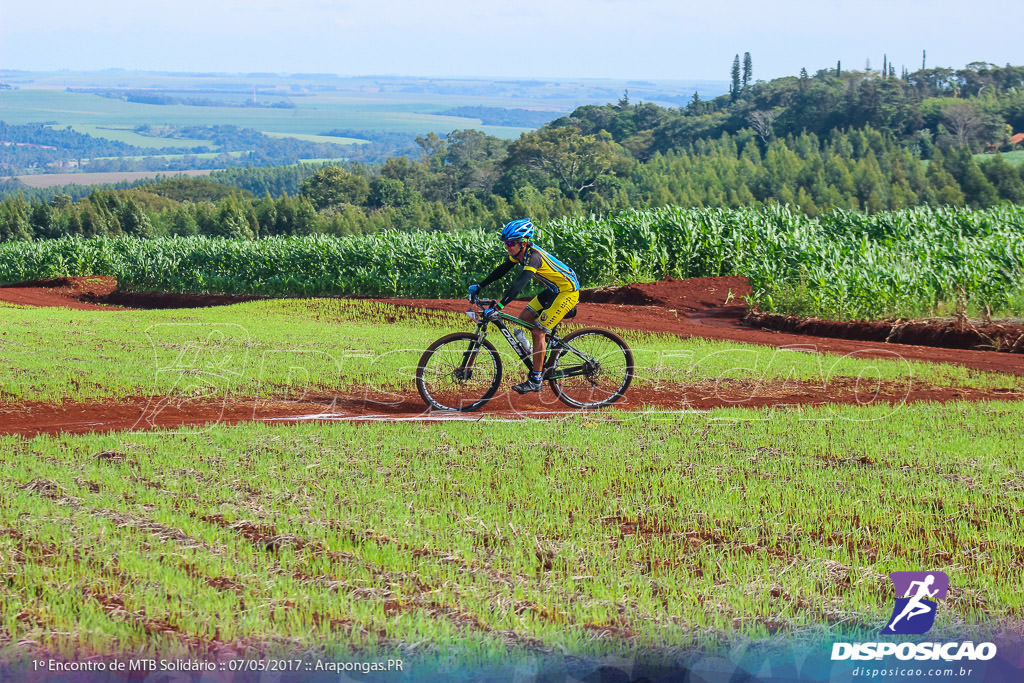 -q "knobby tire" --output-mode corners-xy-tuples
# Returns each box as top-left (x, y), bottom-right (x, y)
(547, 328), (633, 409)
(416, 332), (503, 412)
